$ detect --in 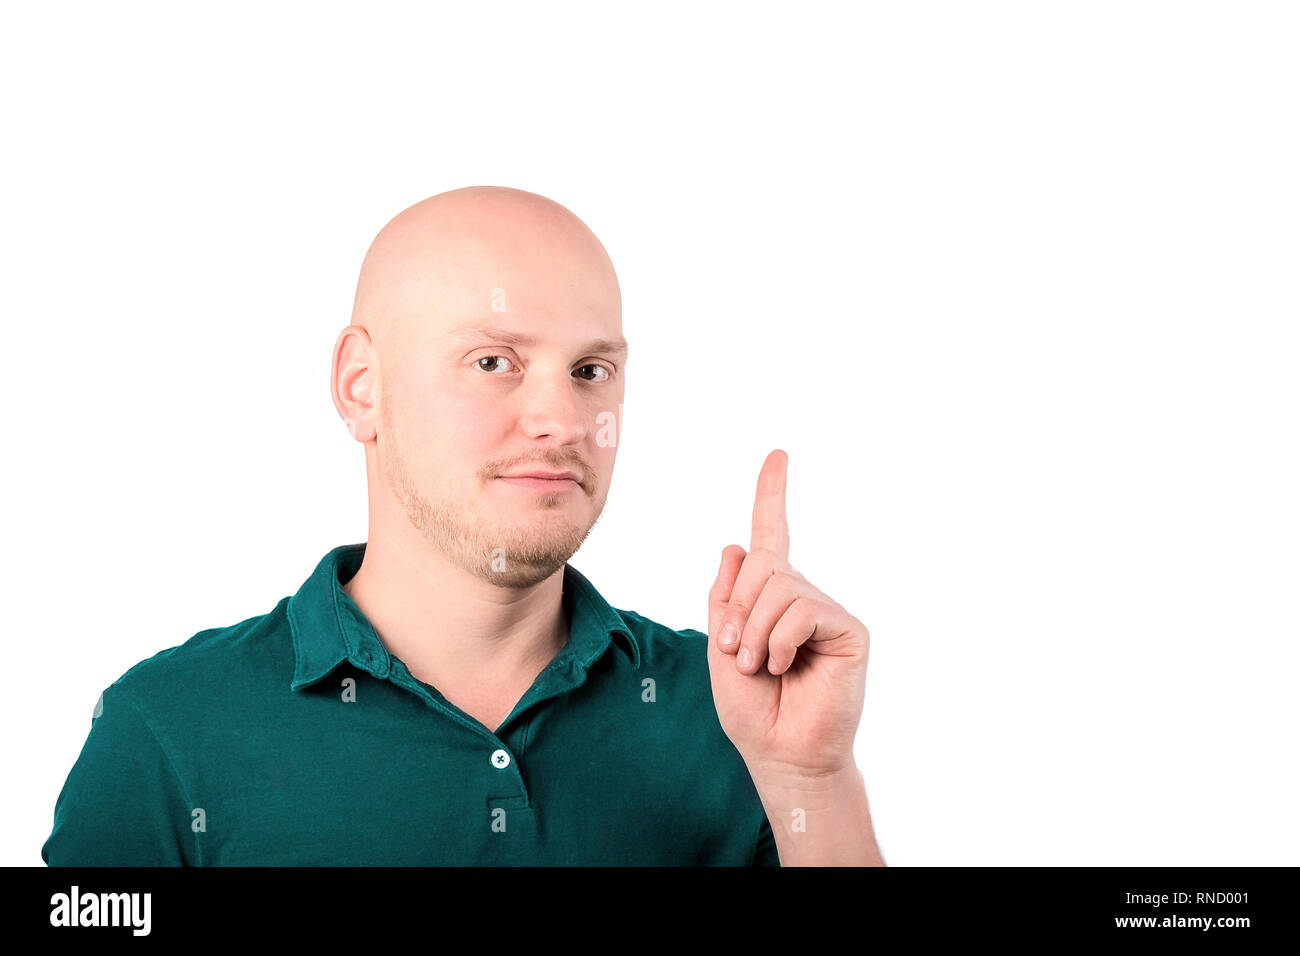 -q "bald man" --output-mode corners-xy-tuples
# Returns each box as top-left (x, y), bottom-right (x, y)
(42, 186), (883, 866)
